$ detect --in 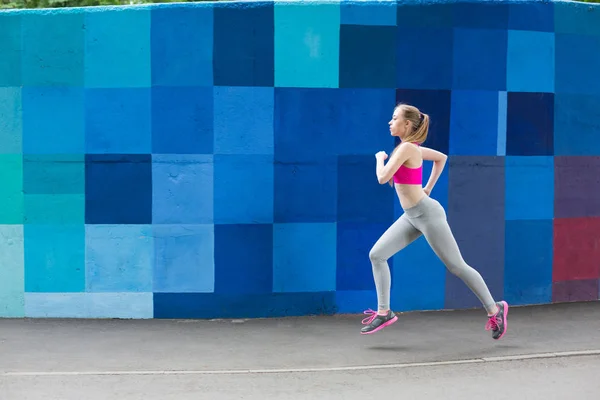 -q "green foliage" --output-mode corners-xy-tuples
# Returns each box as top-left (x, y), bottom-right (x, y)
(0, 0), (228, 9)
